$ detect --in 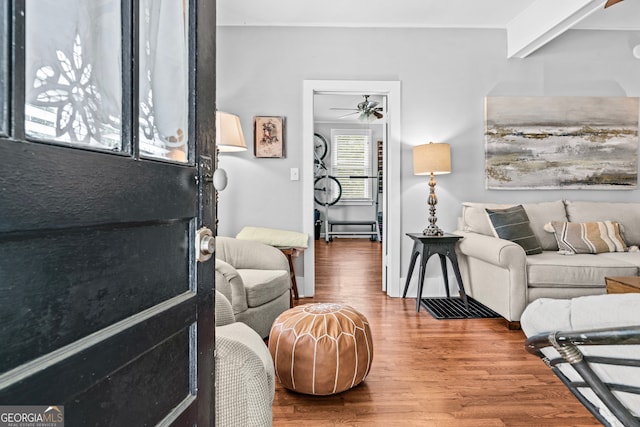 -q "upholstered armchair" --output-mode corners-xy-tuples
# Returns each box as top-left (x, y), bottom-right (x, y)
(215, 236), (290, 338)
(215, 290), (275, 426)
